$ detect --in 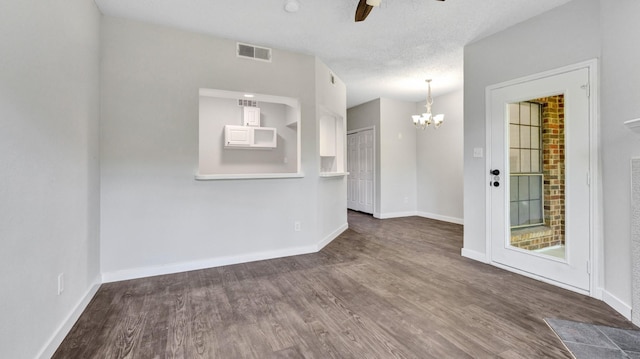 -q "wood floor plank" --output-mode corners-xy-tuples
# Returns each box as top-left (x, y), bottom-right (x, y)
(53, 211), (636, 358)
